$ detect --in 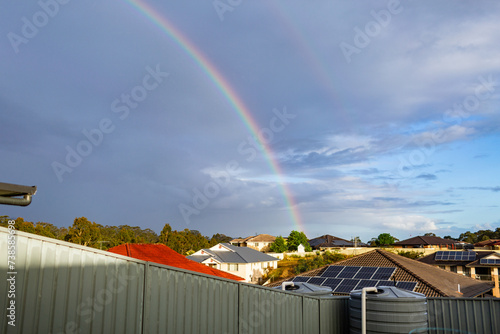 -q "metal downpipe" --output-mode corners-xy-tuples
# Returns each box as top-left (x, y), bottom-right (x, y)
(0, 195), (32, 206)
